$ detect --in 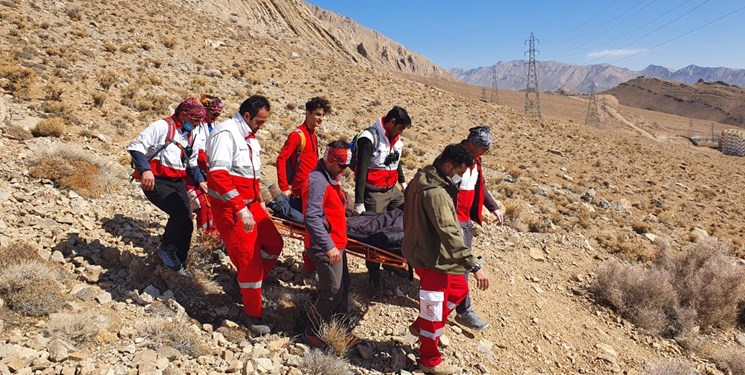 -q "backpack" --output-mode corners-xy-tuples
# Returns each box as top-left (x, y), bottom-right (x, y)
(131, 118), (178, 181)
(349, 126), (379, 171)
(285, 128), (306, 184)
